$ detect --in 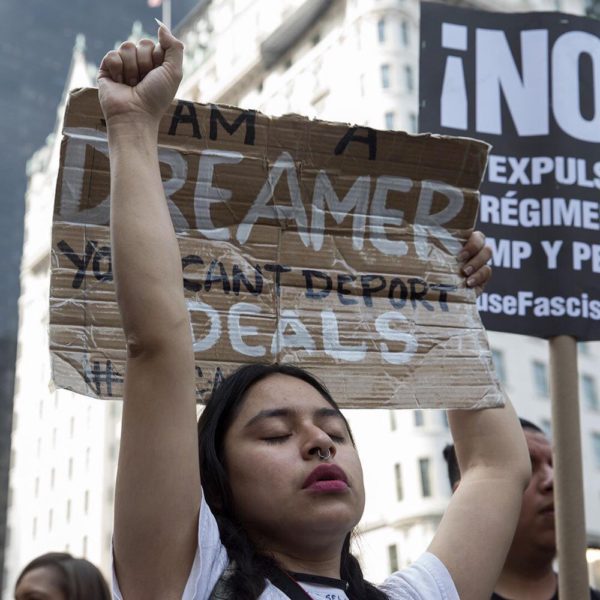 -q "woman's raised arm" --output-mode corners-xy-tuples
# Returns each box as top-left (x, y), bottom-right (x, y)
(98, 25), (200, 599)
(428, 399), (531, 600)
